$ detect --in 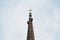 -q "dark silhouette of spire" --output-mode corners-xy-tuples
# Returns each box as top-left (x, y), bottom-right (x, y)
(27, 9), (35, 40)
